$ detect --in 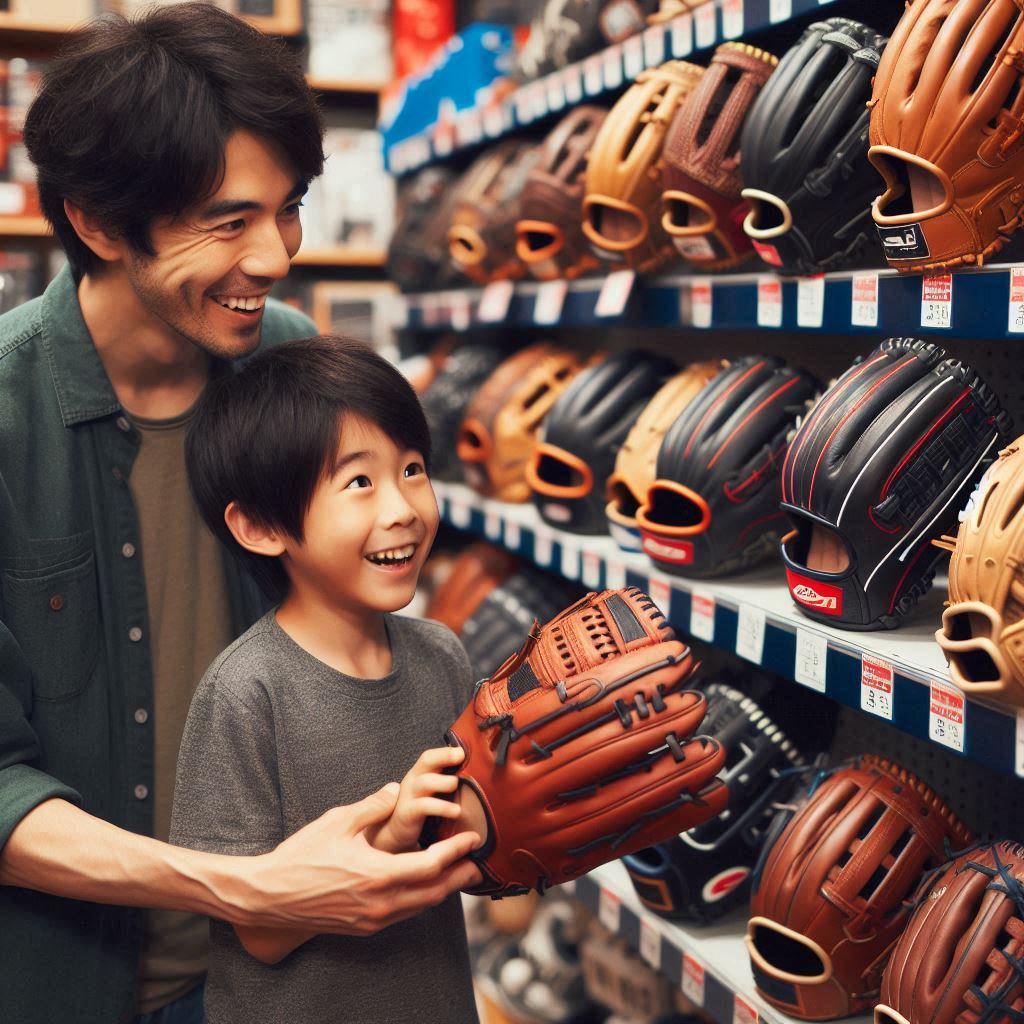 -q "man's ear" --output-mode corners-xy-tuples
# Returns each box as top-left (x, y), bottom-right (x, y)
(63, 199), (125, 264)
(225, 502), (287, 557)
